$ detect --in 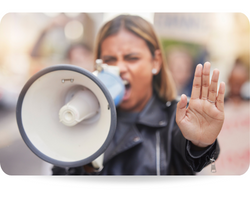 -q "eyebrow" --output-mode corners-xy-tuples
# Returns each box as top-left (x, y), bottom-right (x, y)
(124, 53), (140, 59)
(101, 55), (116, 60)
(102, 53), (141, 60)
